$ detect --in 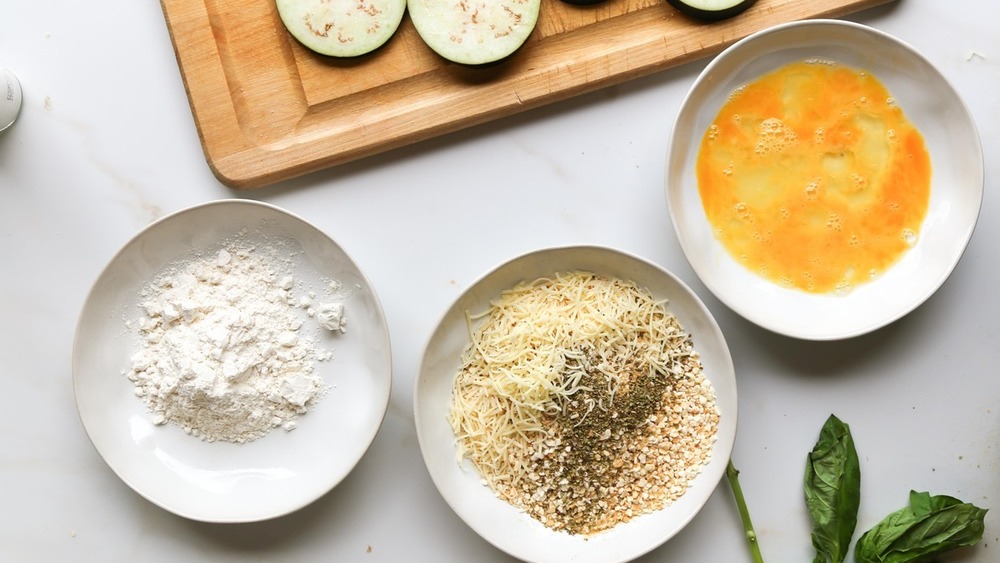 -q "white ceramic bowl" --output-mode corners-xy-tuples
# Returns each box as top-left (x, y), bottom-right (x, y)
(414, 246), (737, 563)
(72, 199), (392, 522)
(665, 19), (983, 340)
